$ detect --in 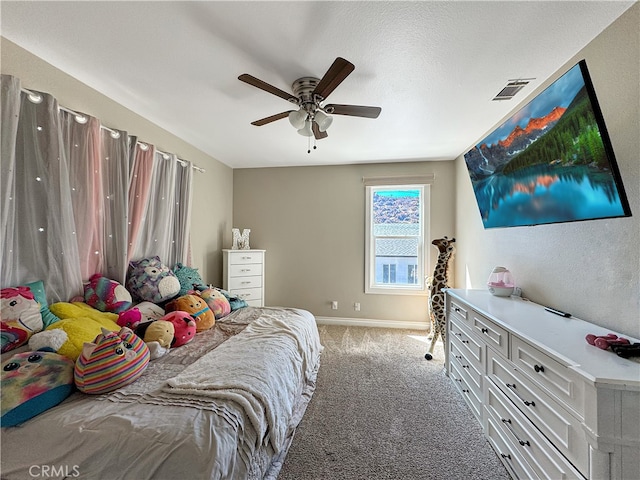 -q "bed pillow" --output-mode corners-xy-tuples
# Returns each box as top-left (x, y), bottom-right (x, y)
(1, 350), (75, 427)
(199, 287), (231, 319)
(1, 286), (44, 353)
(126, 256), (181, 304)
(74, 327), (150, 394)
(173, 263), (207, 296)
